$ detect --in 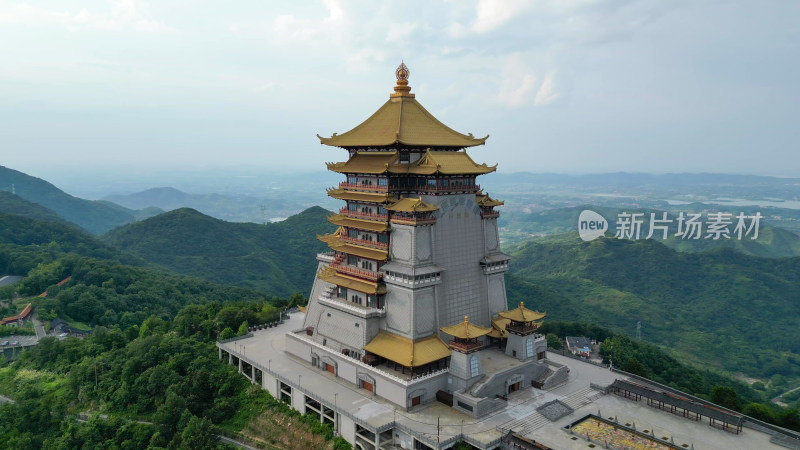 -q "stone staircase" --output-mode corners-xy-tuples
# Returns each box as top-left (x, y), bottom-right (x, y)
(500, 386), (602, 436)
